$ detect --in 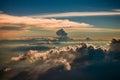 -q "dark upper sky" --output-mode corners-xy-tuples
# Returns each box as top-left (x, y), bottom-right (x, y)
(0, 0), (120, 28)
(0, 0), (120, 15)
